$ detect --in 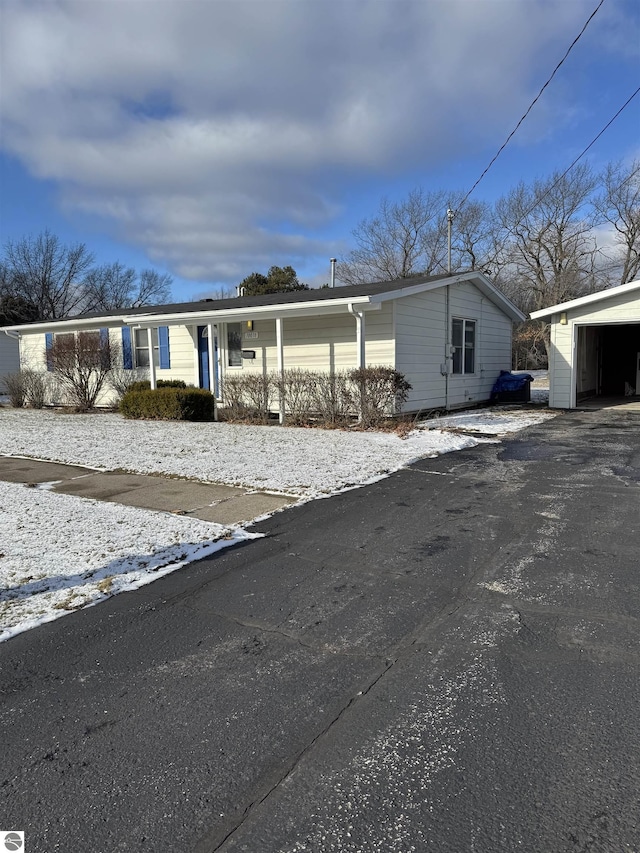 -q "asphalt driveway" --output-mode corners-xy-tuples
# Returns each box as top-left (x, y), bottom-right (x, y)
(1, 408), (639, 852)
